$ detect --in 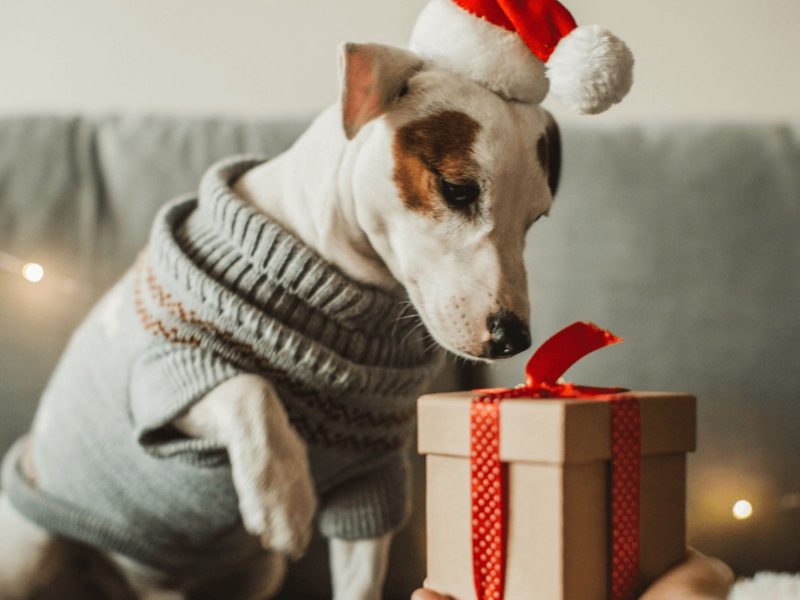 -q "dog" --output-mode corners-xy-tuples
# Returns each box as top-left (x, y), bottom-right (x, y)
(0, 41), (560, 600)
